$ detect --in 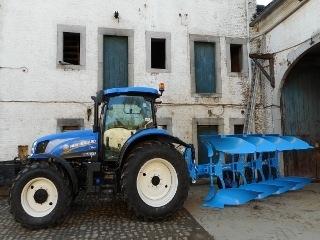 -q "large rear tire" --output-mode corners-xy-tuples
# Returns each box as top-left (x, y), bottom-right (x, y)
(121, 141), (189, 220)
(9, 161), (72, 228)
